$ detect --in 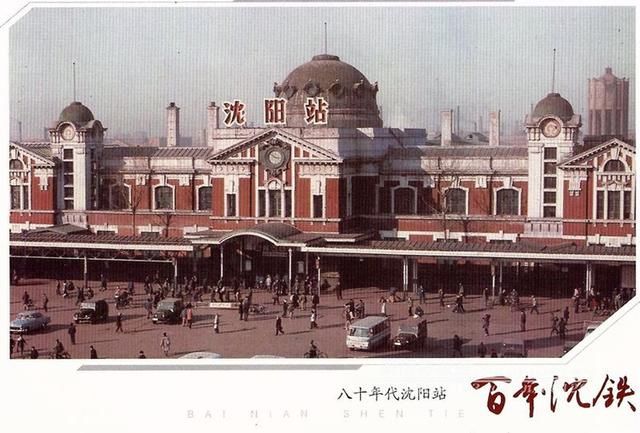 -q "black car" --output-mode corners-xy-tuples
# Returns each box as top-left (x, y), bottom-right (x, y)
(152, 298), (184, 324)
(392, 320), (427, 351)
(73, 300), (109, 324)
